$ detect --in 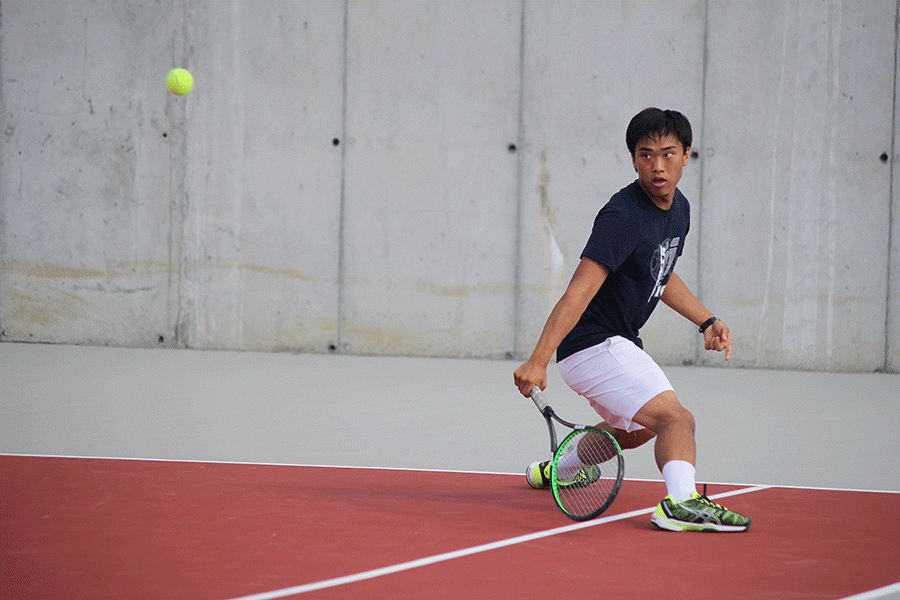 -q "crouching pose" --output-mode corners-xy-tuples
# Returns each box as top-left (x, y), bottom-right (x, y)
(514, 108), (751, 532)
